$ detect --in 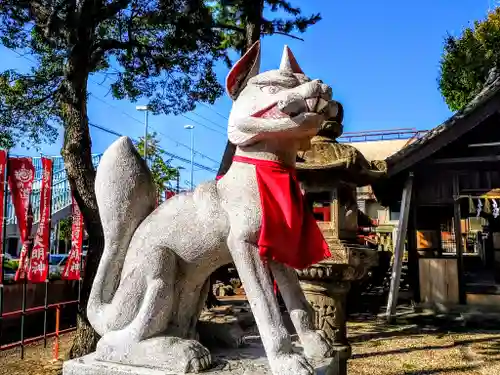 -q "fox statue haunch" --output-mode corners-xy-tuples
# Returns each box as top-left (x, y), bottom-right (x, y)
(87, 41), (341, 375)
